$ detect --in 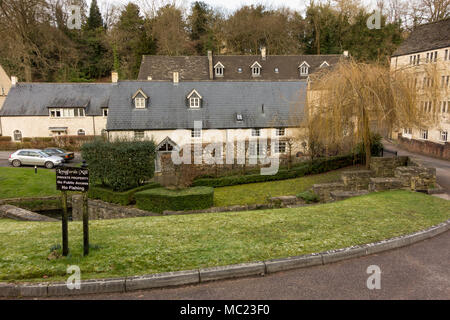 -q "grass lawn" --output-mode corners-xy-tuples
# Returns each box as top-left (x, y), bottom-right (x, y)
(0, 190), (448, 283)
(1, 166), (351, 207)
(0, 167), (57, 199)
(214, 167), (353, 207)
